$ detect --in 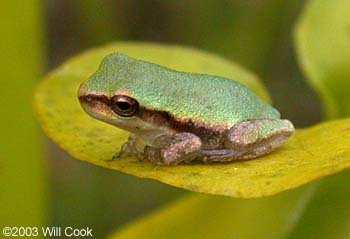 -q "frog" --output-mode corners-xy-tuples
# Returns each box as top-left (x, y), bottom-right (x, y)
(78, 53), (294, 166)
